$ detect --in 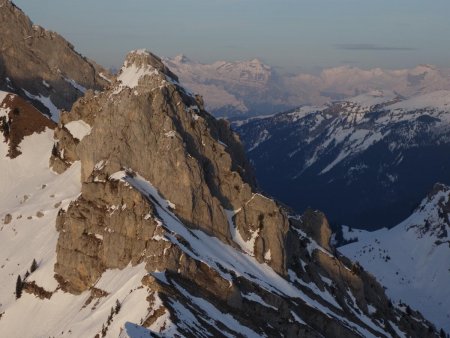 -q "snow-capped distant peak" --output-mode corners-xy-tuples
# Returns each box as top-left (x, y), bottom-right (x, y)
(388, 90), (450, 112)
(344, 90), (399, 110)
(173, 54), (191, 64)
(248, 58), (266, 66)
